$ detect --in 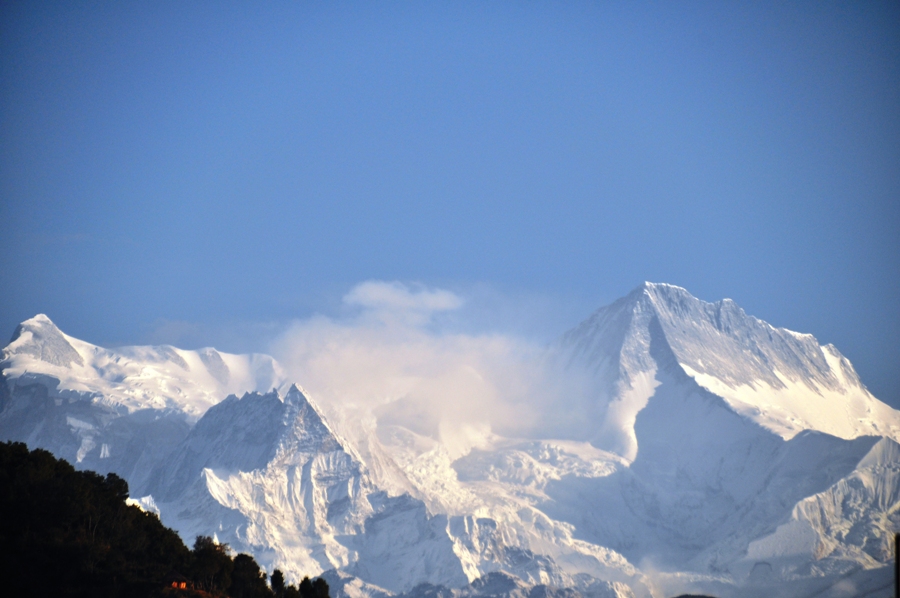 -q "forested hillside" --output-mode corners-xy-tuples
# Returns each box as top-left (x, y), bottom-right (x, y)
(0, 441), (327, 598)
